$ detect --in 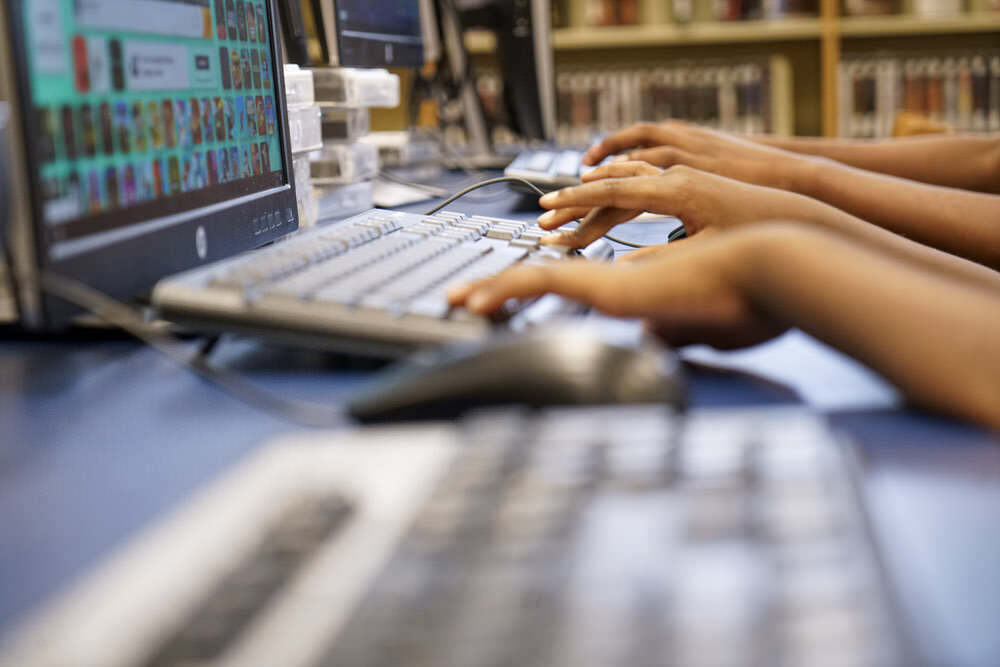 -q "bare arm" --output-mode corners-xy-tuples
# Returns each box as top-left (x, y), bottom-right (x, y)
(449, 224), (1000, 431)
(791, 159), (1000, 271)
(755, 134), (1000, 194)
(536, 163), (1000, 293)
(741, 225), (1000, 430)
(582, 123), (1000, 270)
